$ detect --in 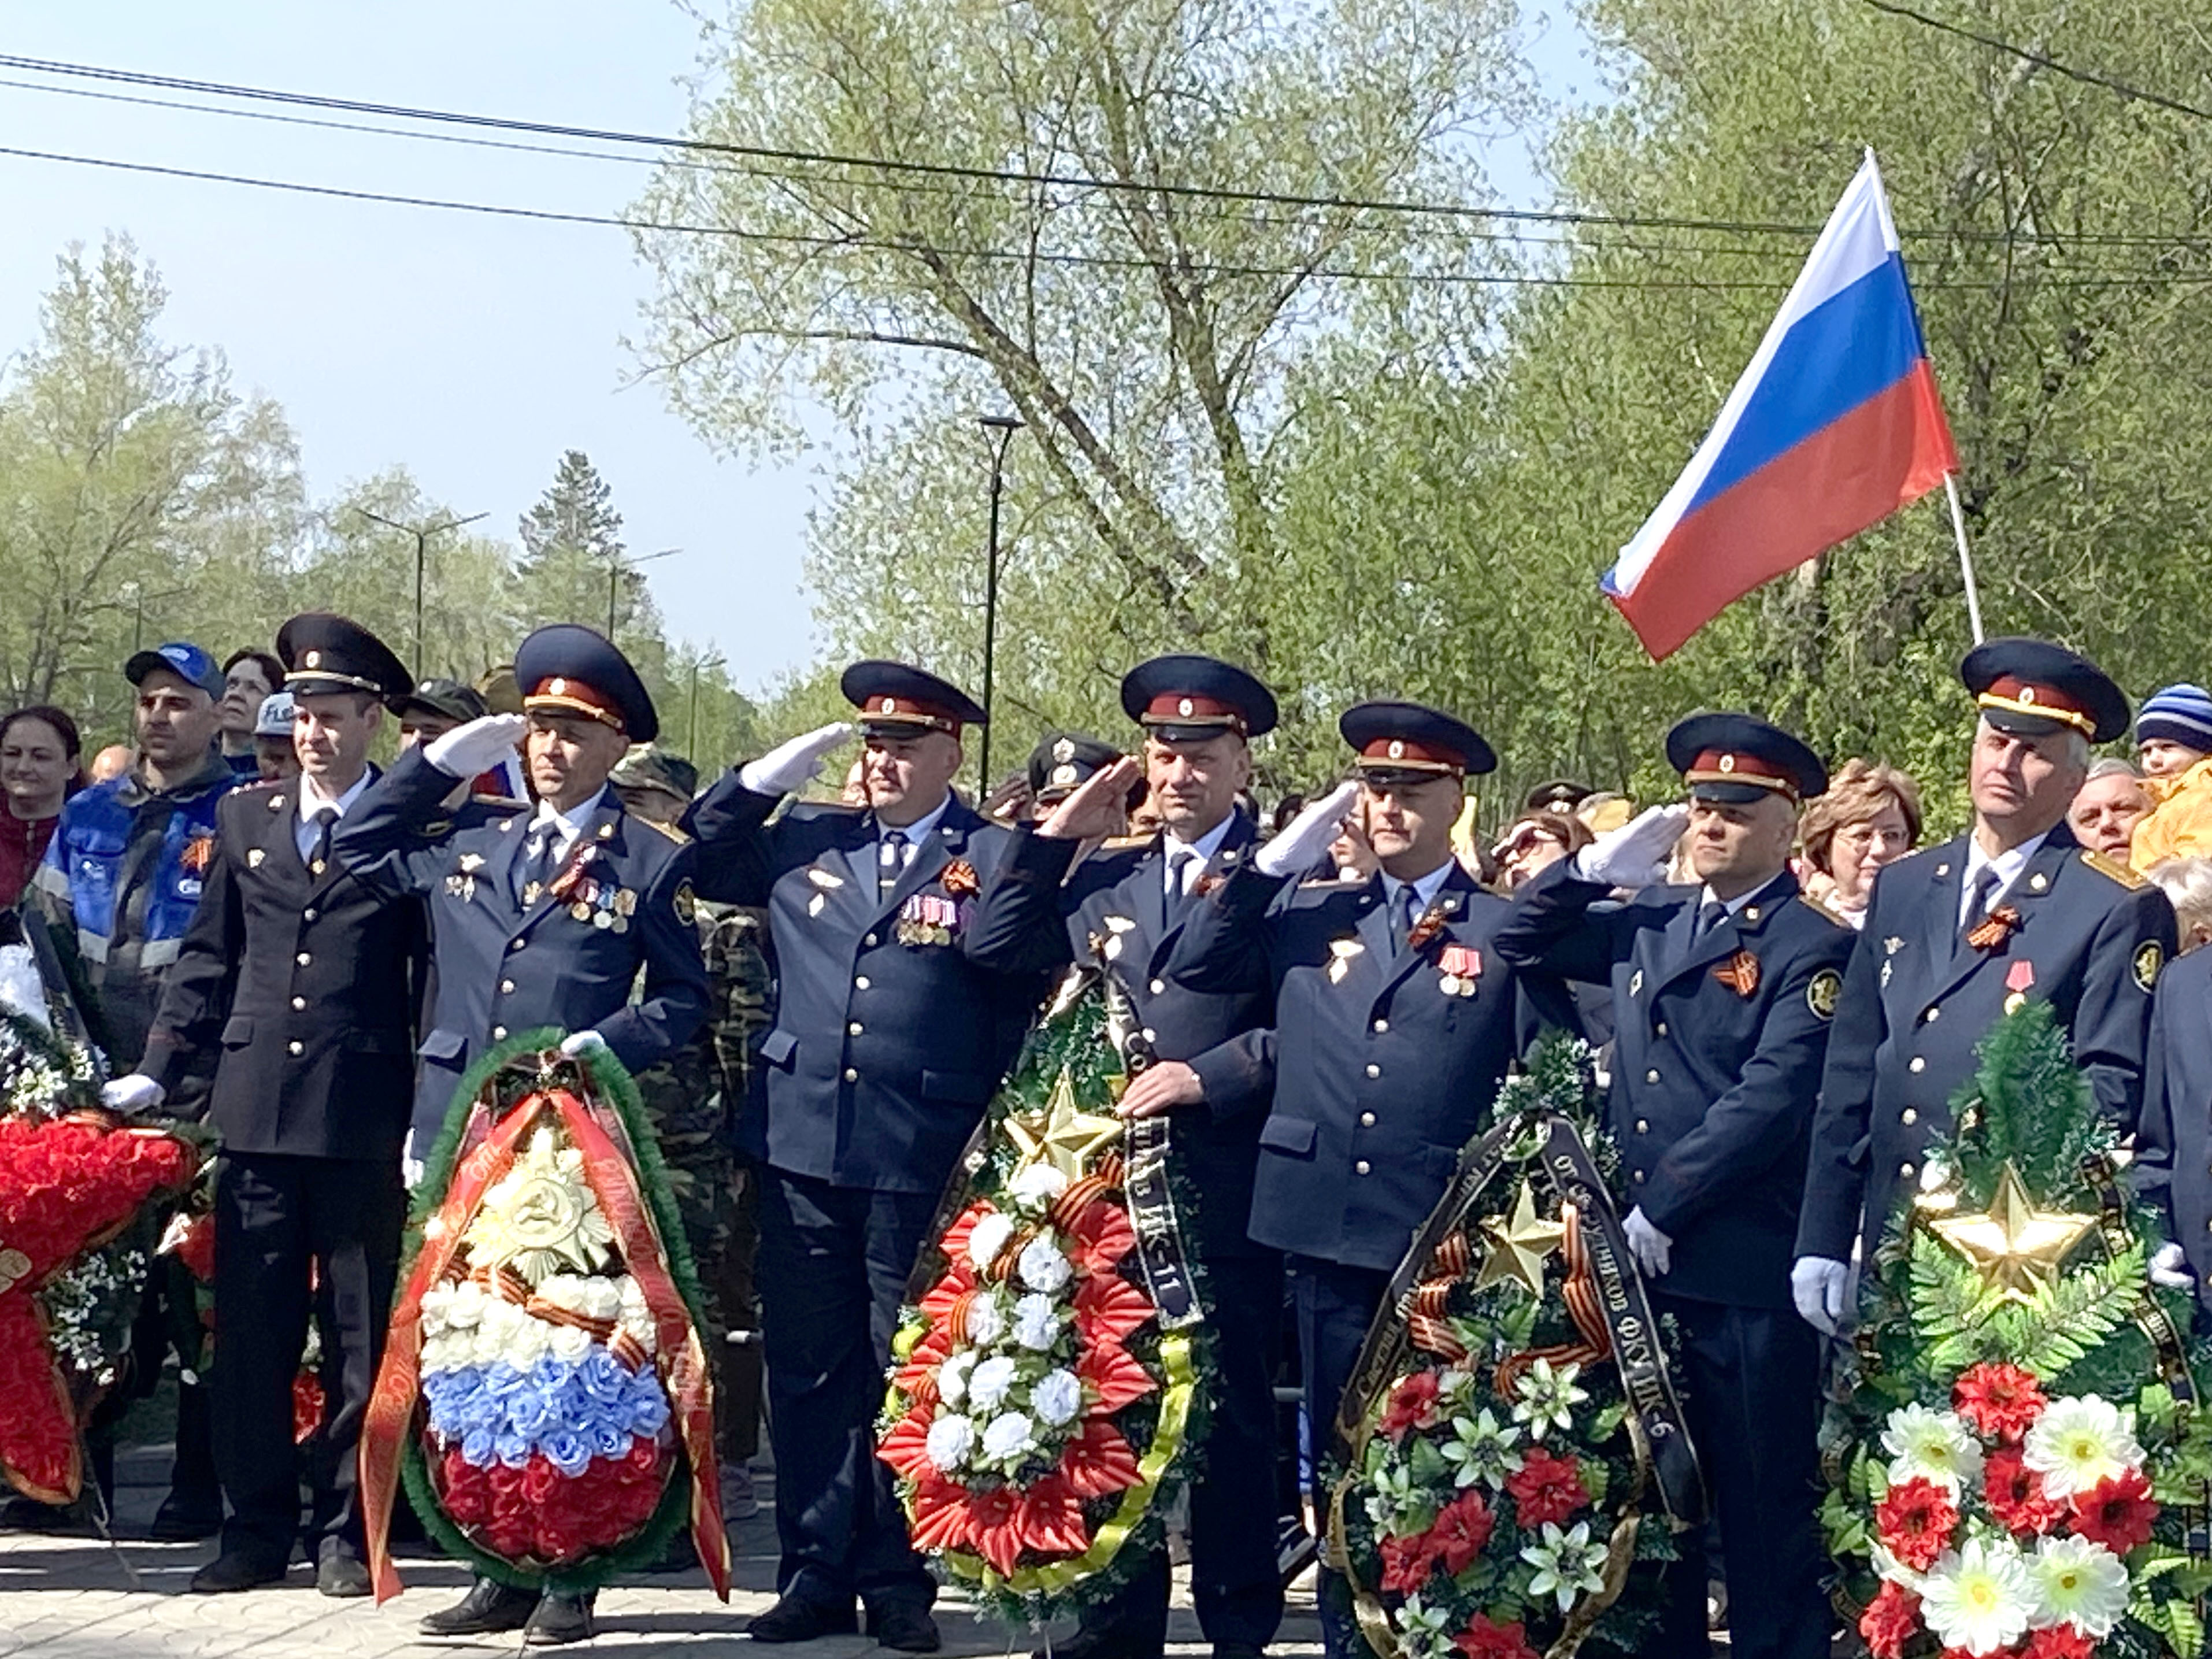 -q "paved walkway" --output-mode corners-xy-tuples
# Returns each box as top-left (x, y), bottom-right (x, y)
(1, 1446), (1324, 1658)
